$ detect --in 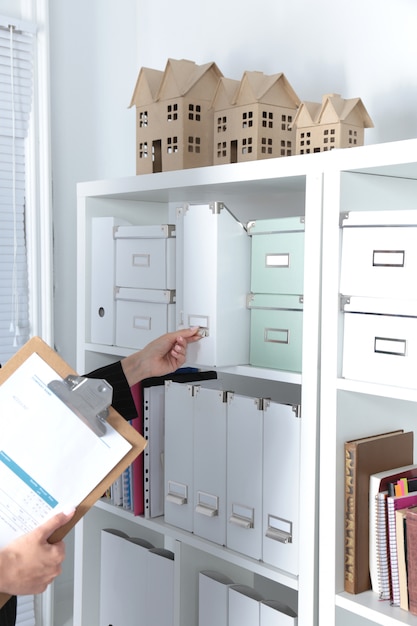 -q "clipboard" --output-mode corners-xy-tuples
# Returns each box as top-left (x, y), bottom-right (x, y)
(0, 336), (147, 608)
